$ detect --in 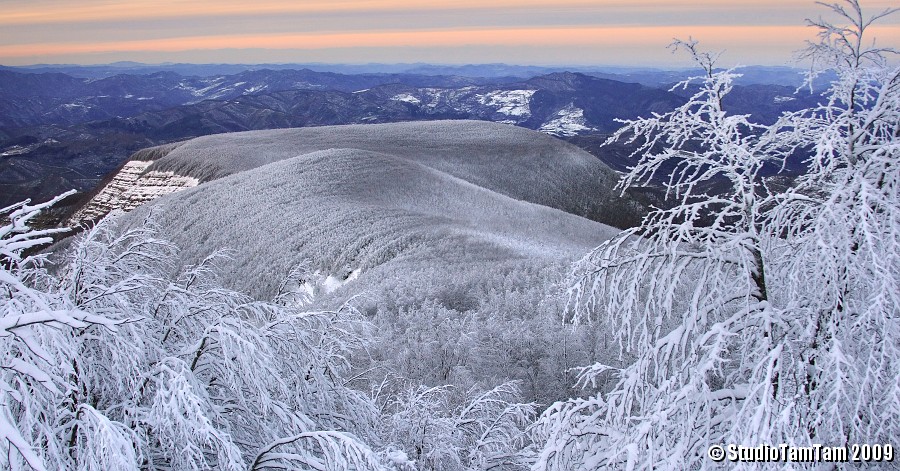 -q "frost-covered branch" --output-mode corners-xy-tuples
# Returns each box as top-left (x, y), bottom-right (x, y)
(534, 2), (900, 469)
